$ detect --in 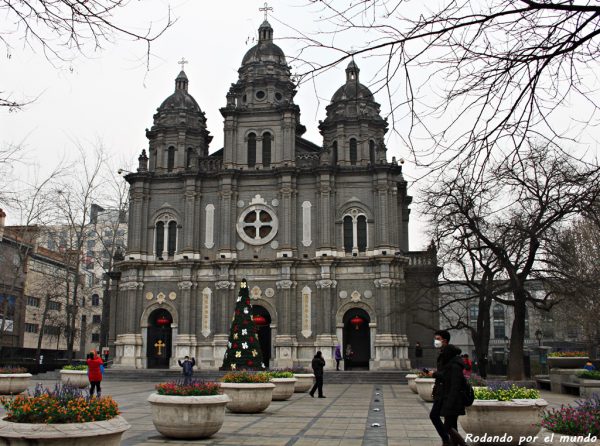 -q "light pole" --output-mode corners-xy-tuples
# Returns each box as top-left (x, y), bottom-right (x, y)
(100, 247), (123, 363)
(535, 329), (543, 347)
